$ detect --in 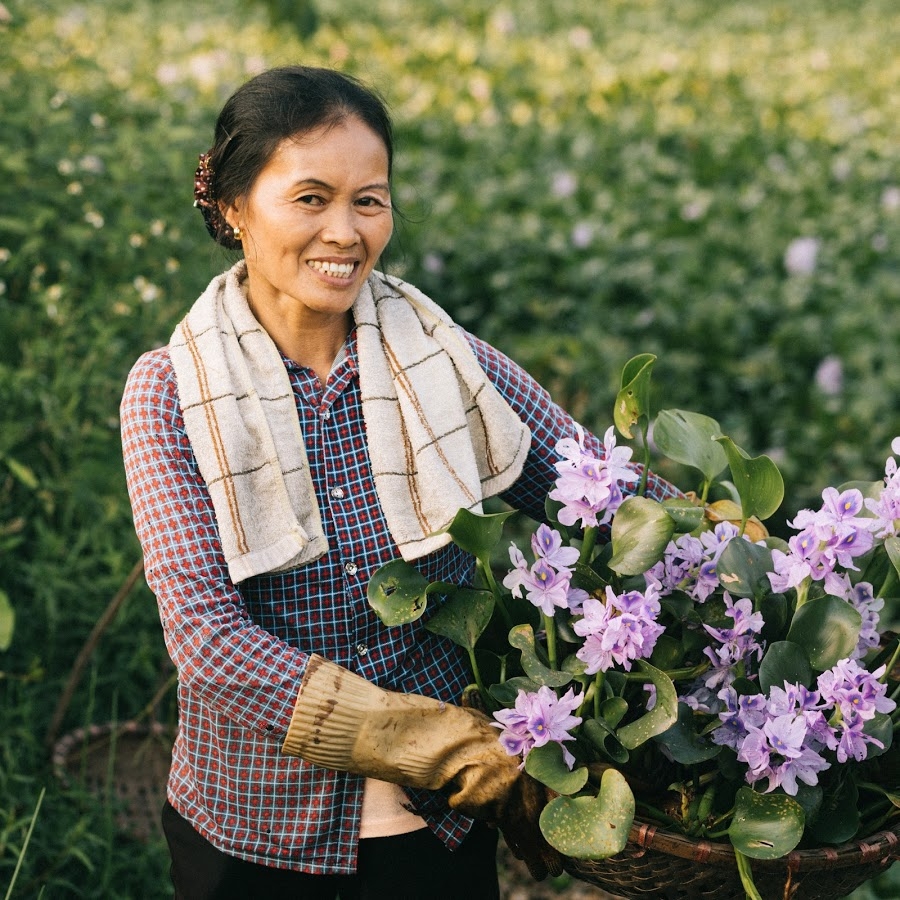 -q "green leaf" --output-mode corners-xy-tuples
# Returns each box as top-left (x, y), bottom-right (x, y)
(608, 497), (675, 576)
(582, 709), (630, 765)
(653, 409), (728, 483)
(786, 596), (861, 671)
(488, 675), (541, 705)
(863, 712), (894, 759)
(444, 507), (517, 565)
(808, 776), (860, 844)
(885, 535), (900, 583)
(614, 353), (656, 439)
(758, 641), (813, 693)
(716, 538), (773, 600)
(508, 624), (573, 687)
(539, 767), (635, 859)
(728, 787), (805, 859)
(655, 702), (721, 764)
(3, 456), (39, 490)
(425, 589), (494, 652)
(366, 559), (432, 625)
(0, 589), (14, 651)
(616, 661), (678, 750)
(661, 498), (705, 534)
(714, 436), (785, 522)
(525, 742), (589, 795)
